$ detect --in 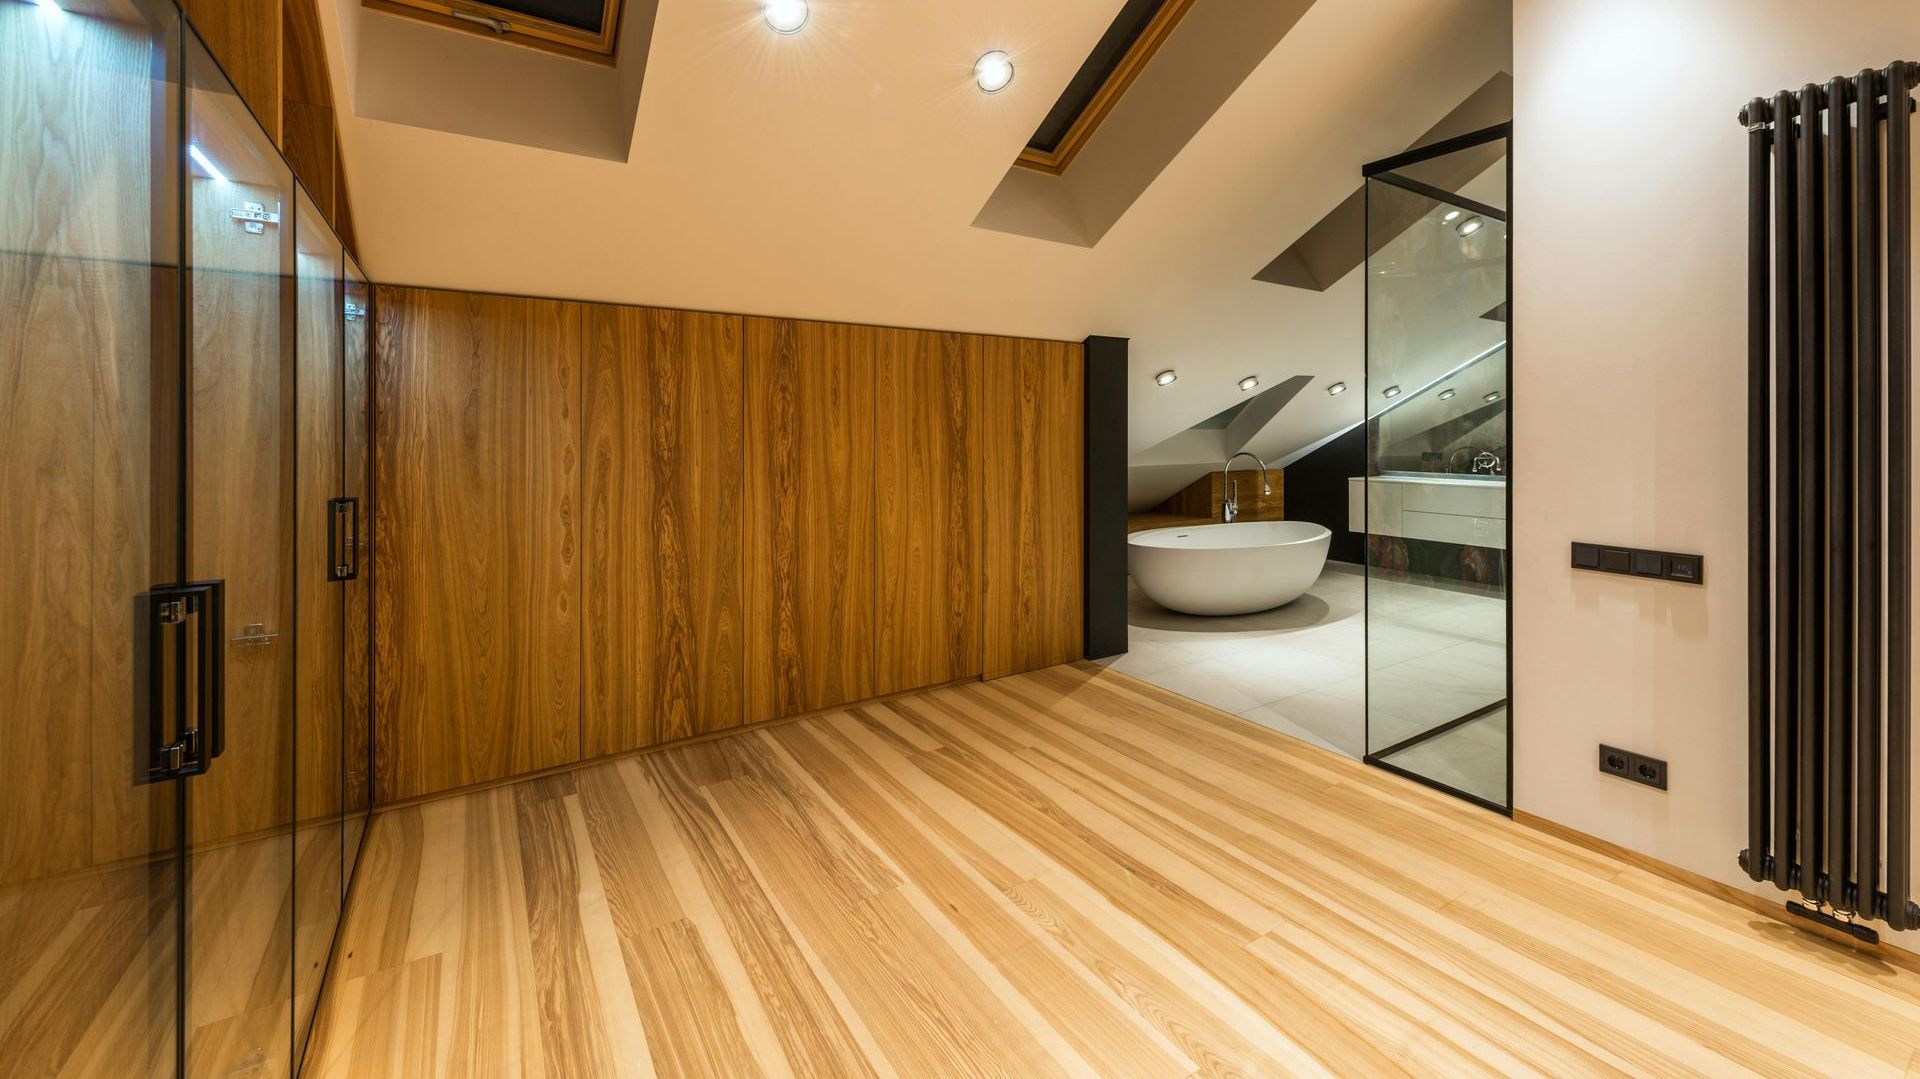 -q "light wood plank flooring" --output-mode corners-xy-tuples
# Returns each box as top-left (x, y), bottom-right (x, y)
(305, 664), (1920, 1077)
